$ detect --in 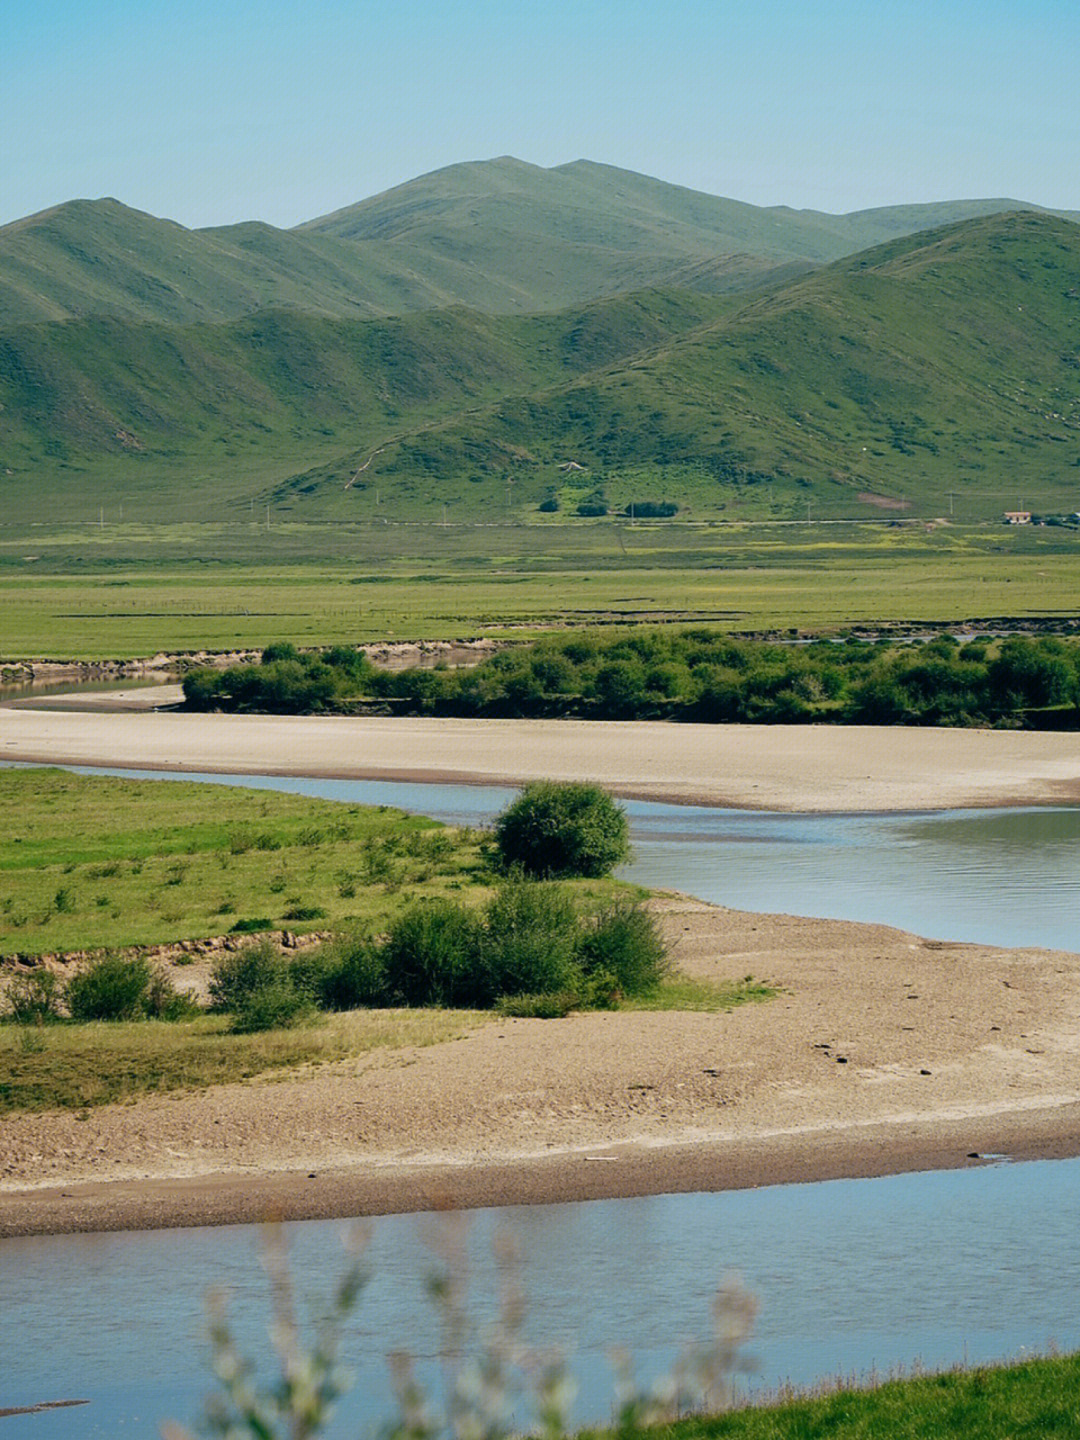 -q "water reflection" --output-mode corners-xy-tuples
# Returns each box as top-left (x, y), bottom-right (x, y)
(4, 1159), (1080, 1438)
